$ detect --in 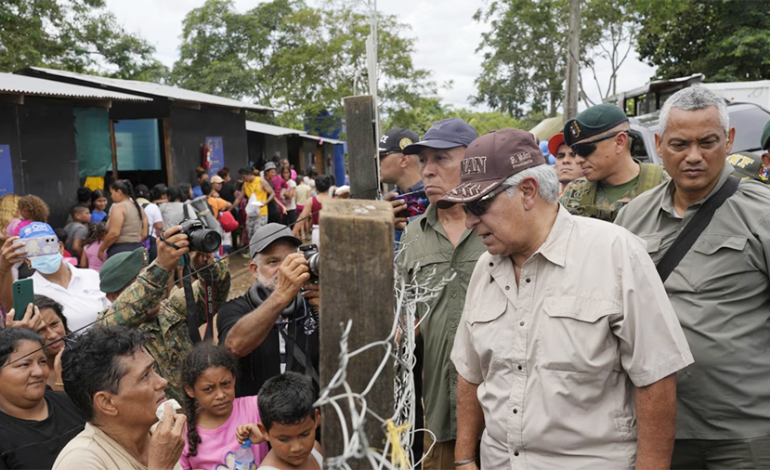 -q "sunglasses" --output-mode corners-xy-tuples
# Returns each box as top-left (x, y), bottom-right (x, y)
(463, 184), (510, 217)
(570, 130), (629, 158)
